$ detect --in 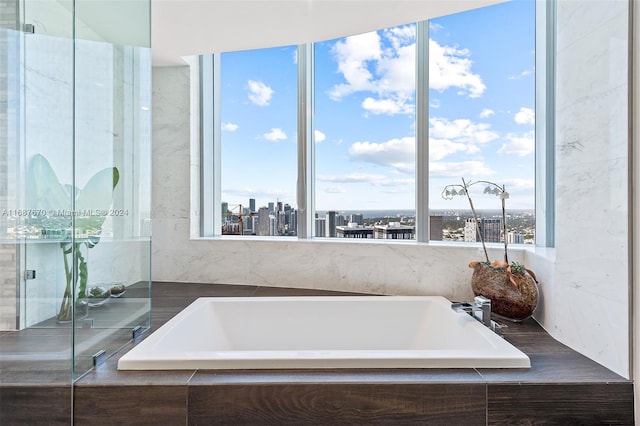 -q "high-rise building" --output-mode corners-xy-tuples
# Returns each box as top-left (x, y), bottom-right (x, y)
(374, 222), (415, 239)
(350, 213), (364, 225)
(249, 198), (256, 212)
(464, 218), (502, 243)
(269, 215), (277, 236)
(326, 211), (337, 237)
(481, 218), (502, 243)
(221, 202), (229, 224)
(242, 216), (254, 234)
(315, 217), (326, 237)
(268, 202), (275, 214)
(290, 209), (297, 235)
(464, 218), (477, 242)
(256, 207), (271, 236)
(429, 215), (443, 241)
(508, 231), (525, 244)
(337, 223), (374, 238)
(336, 214), (347, 226)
